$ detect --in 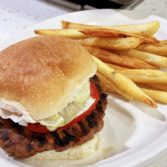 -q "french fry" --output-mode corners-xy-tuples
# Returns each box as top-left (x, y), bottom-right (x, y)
(105, 63), (129, 71)
(80, 37), (142, 50)
(138, 83), (167, 91)
(119, 49), (167, 68)
(79, 28), (157, 44)
(120, 69), (167, 84)
(85, 46), (155, 69)
(141, 88), (167, 104)
(96, 72), (132, 100)
(62, 20), (160, 36)
(111, 21), (160, 37)
(138, 43), (167, 57)
(98, 73), (167, 104)
(80, 28), (125, 38)
(159, 40), (167, 45)
(35, 29), (87, 39)
(93, 56), (157, 108)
